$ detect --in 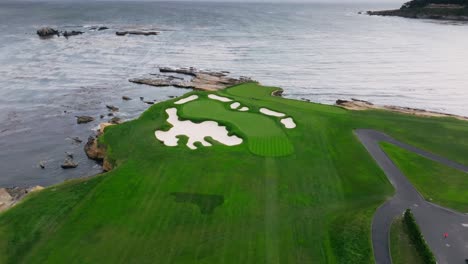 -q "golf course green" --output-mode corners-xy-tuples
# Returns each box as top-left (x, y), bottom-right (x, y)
(0, 83), (467, 263)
